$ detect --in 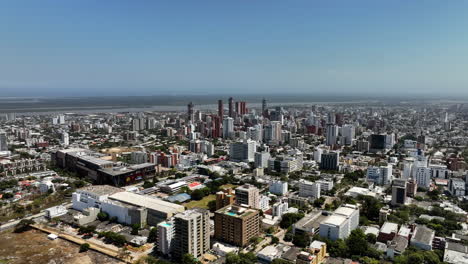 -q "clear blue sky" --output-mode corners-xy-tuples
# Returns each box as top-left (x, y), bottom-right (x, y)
(1, 1), (468, 96)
